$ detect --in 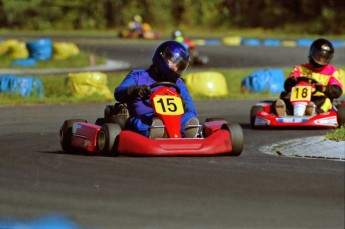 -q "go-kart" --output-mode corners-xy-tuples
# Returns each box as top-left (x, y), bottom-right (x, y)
(250, 76), (345, 128)
(190, 51), (209, 66)
(118, 23), (160, 40)
(180, 38), (208, 65)
(60, 82), (244, 156)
